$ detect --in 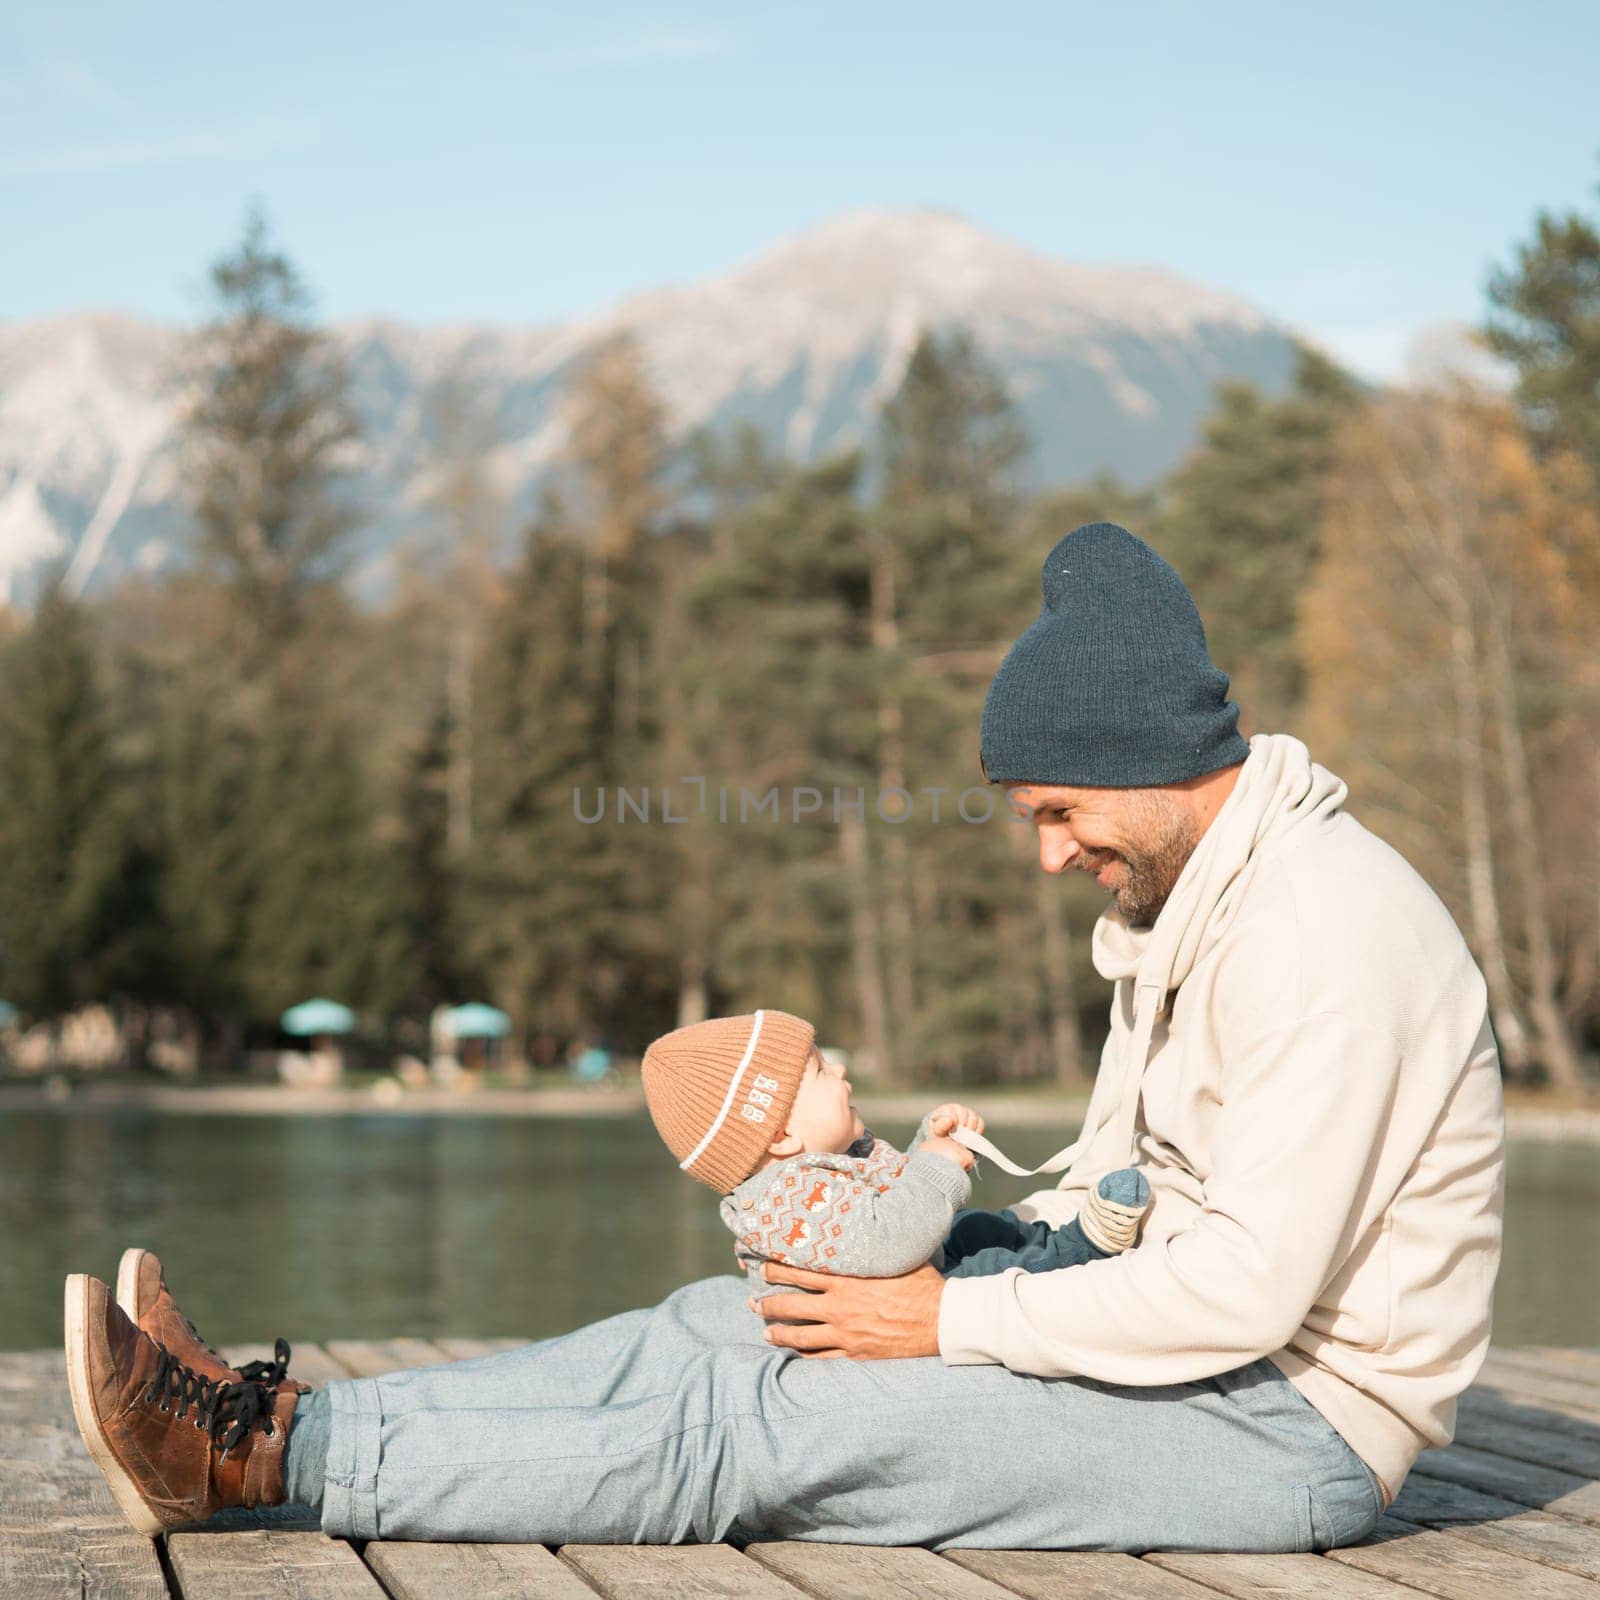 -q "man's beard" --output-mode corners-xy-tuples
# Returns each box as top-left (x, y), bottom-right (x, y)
(1078, 796), (1201, 929)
